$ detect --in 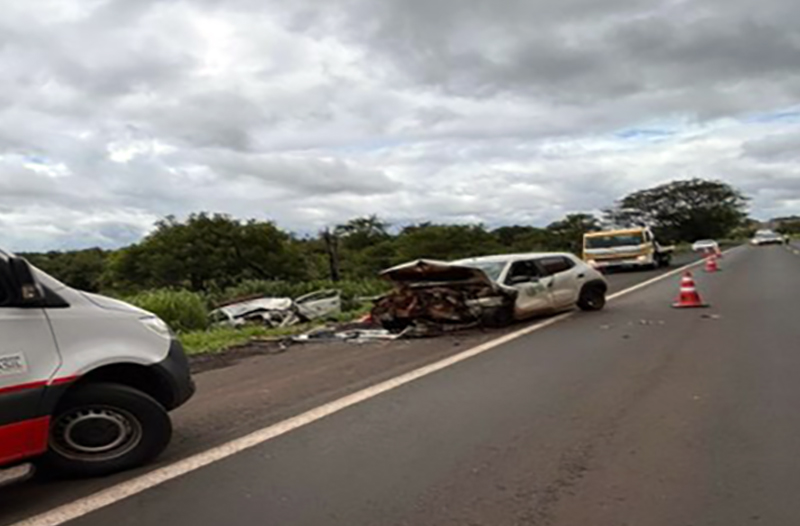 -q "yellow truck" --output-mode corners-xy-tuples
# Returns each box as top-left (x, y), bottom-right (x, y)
(583, 227), (674, 271)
